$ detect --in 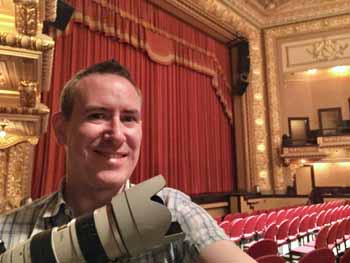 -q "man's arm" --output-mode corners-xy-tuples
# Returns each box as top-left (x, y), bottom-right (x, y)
(199, 240), (257, 263)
